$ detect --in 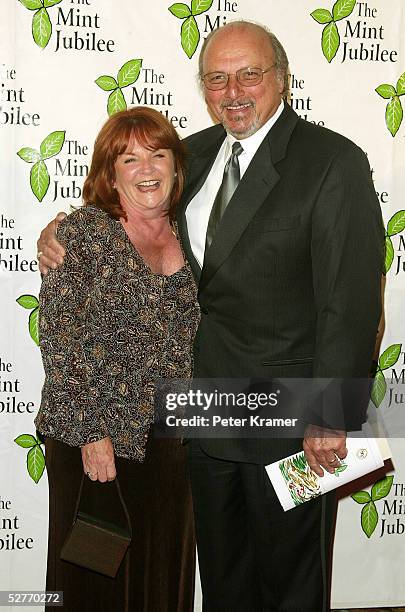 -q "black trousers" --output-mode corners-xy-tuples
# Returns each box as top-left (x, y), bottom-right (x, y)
(45, 436), (195, 612)
(188, 440), (336, 612)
